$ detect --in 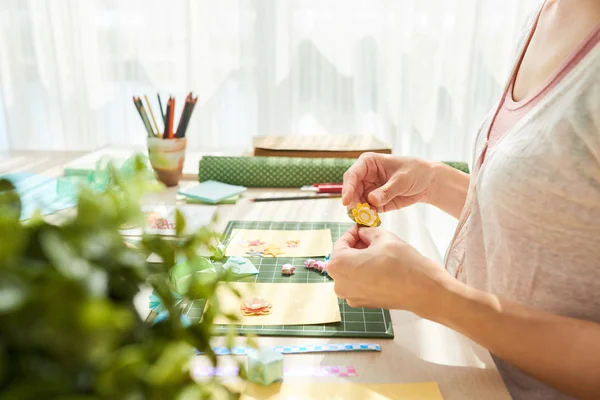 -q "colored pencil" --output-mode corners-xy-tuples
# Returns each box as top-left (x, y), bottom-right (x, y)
(138, 97), (156, 137)
(157, 93), (166, 126)
(144, 95), (161, 138)
(250, 193), (341, 202)
(175, 93), (193, 138)
(133, 97), (155, 137)
(167, 97), (175, 139)
(178, 95), (197, 138)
